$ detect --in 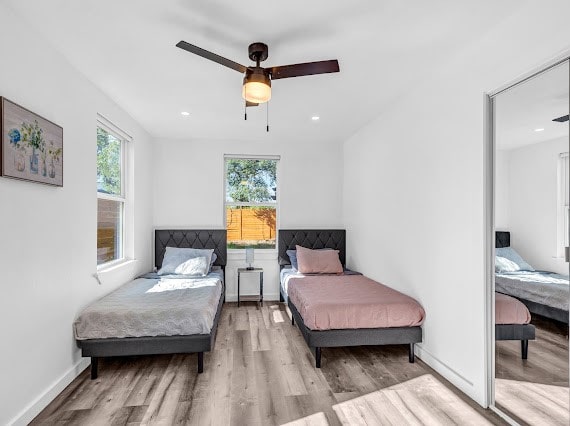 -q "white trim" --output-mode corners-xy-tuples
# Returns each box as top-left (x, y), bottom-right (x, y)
(97, 113), (133, 142)
(483, 93), (495, 409)
(488, 50), (570, 98)
(223, 156), (280, 249)
(489, 405), (520, 426)
(226, 202), (277, 207)
(223, 153), (280, 160)
(96, 257), (136, 273)
(413, 344), (485, 406)
(225, 292), (281, 303)
(8, 358), (90, 426)
(96, 192), (126, 203)
(557, 152), (569, 257)
(484, 55), (570, 422)
(97, 123), (130, 266)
